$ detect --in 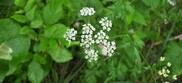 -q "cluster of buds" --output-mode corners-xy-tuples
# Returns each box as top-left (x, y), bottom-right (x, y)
(158, 57), (177, 83)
